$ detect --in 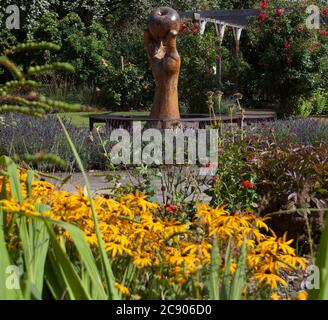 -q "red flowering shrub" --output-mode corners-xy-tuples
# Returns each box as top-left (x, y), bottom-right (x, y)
(244, 0), (328, 115)
(179, 21), (200, 36)
(165, 204), (178, 214)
